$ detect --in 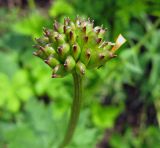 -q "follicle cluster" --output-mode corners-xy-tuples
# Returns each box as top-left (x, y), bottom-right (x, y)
(33, 17), (126, 78)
